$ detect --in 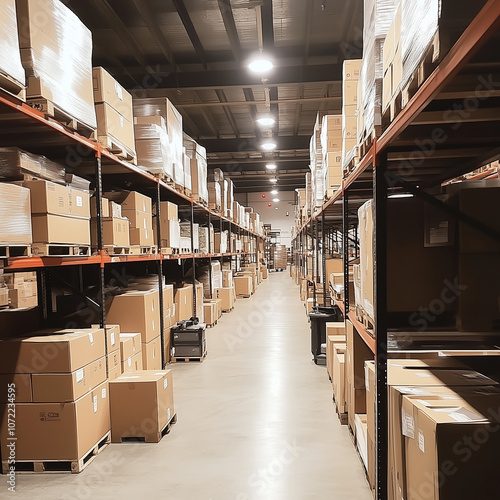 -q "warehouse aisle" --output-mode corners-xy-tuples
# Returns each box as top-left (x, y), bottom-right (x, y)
(15, 272), (372, 500)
